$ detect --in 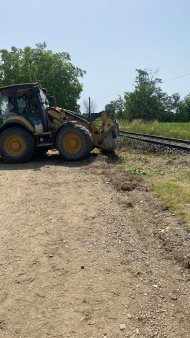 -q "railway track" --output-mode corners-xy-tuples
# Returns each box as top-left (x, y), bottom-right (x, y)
(119, 130), (190, 151)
